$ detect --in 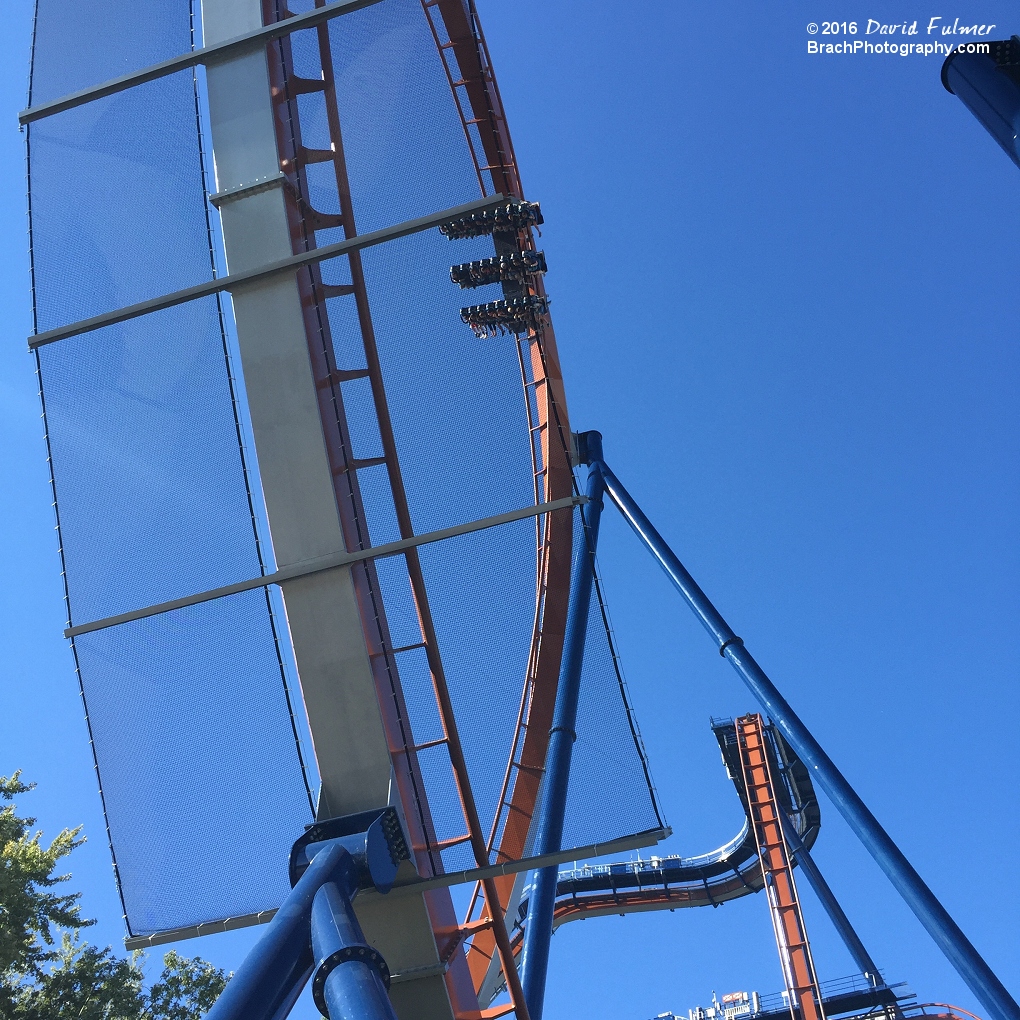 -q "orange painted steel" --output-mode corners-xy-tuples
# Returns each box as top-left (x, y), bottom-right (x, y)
(422, 0), (576, 1002)
(262, 5), (541, 1017)
(259, 1), (576, 1015)
(906, 1006), (986, 1020)
(737, 714), (826, 1020)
